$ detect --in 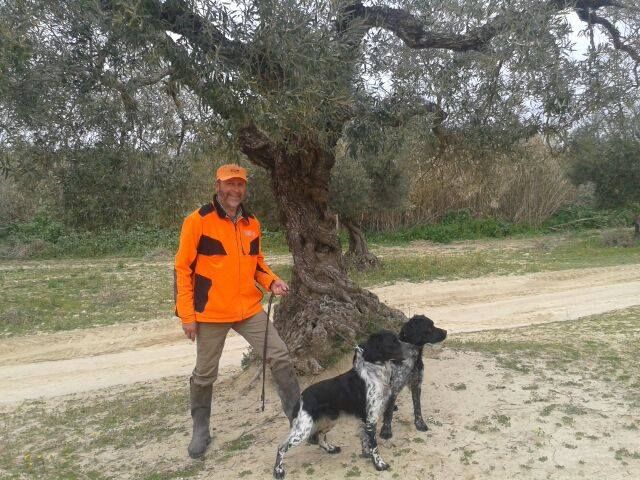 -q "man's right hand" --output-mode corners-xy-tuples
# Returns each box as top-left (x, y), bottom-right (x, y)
(182, 322), (197, 342)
